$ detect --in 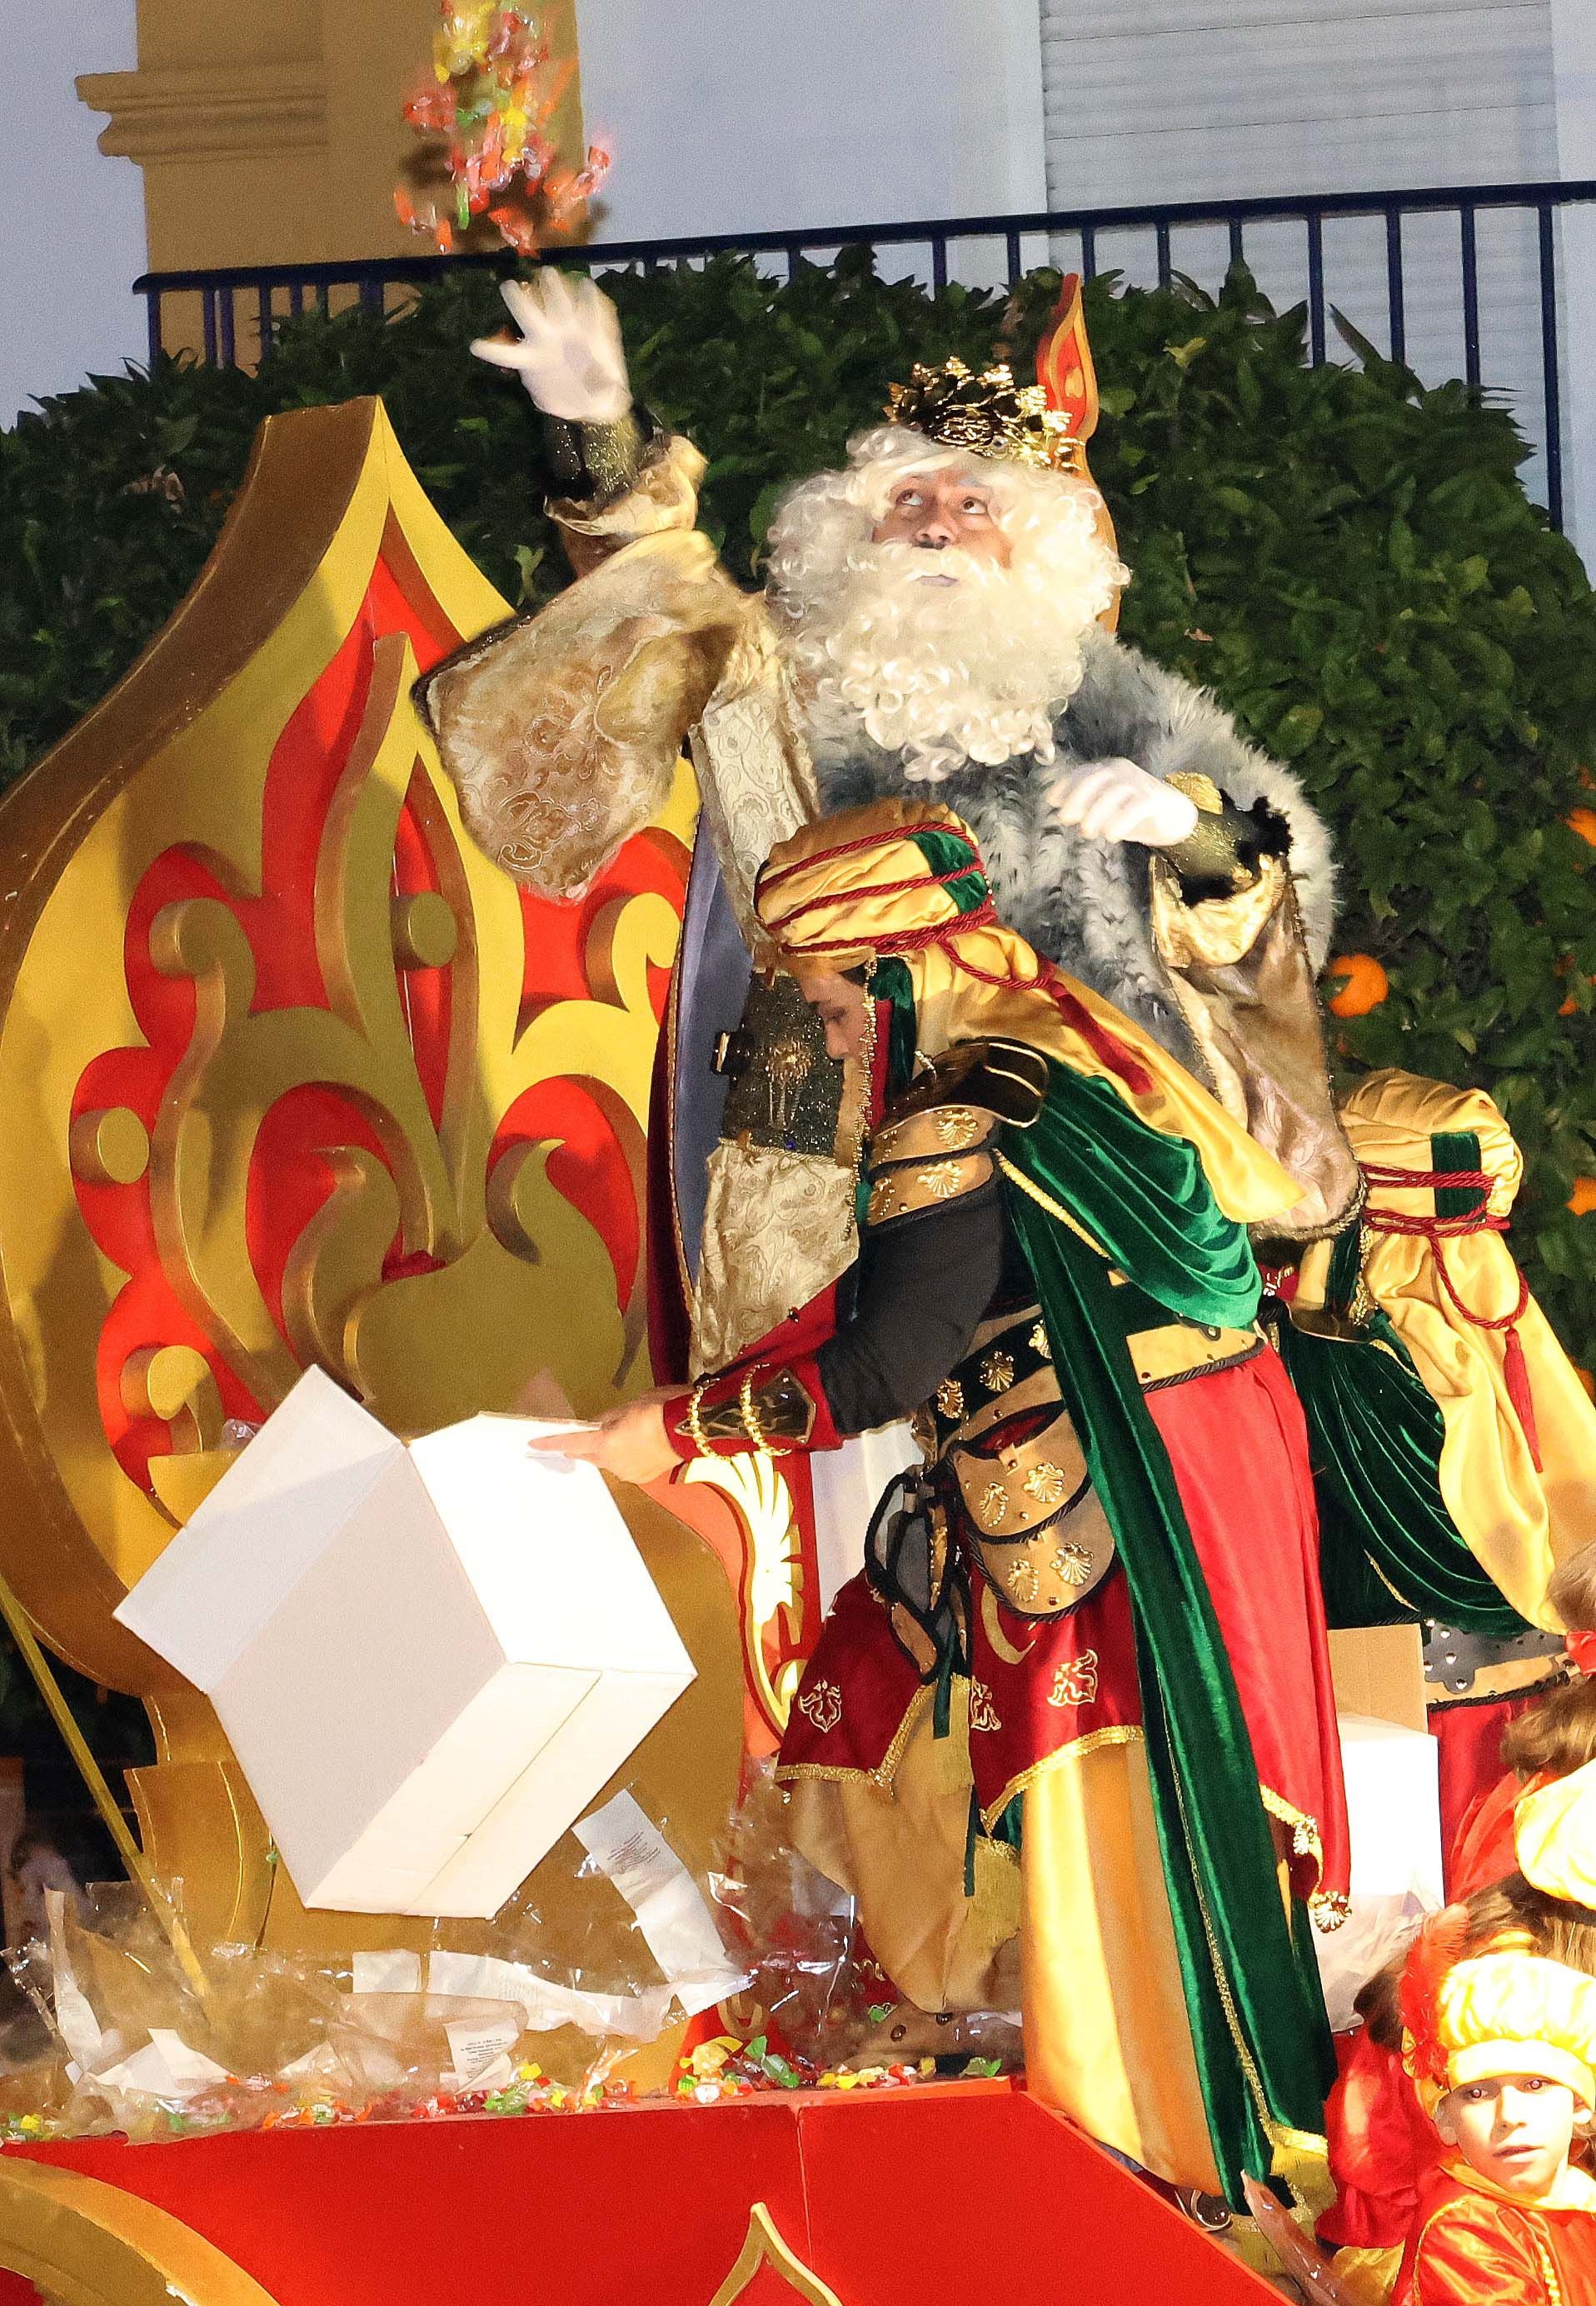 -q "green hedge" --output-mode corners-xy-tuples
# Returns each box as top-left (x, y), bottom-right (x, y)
(3, 252), (1594, 1365)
